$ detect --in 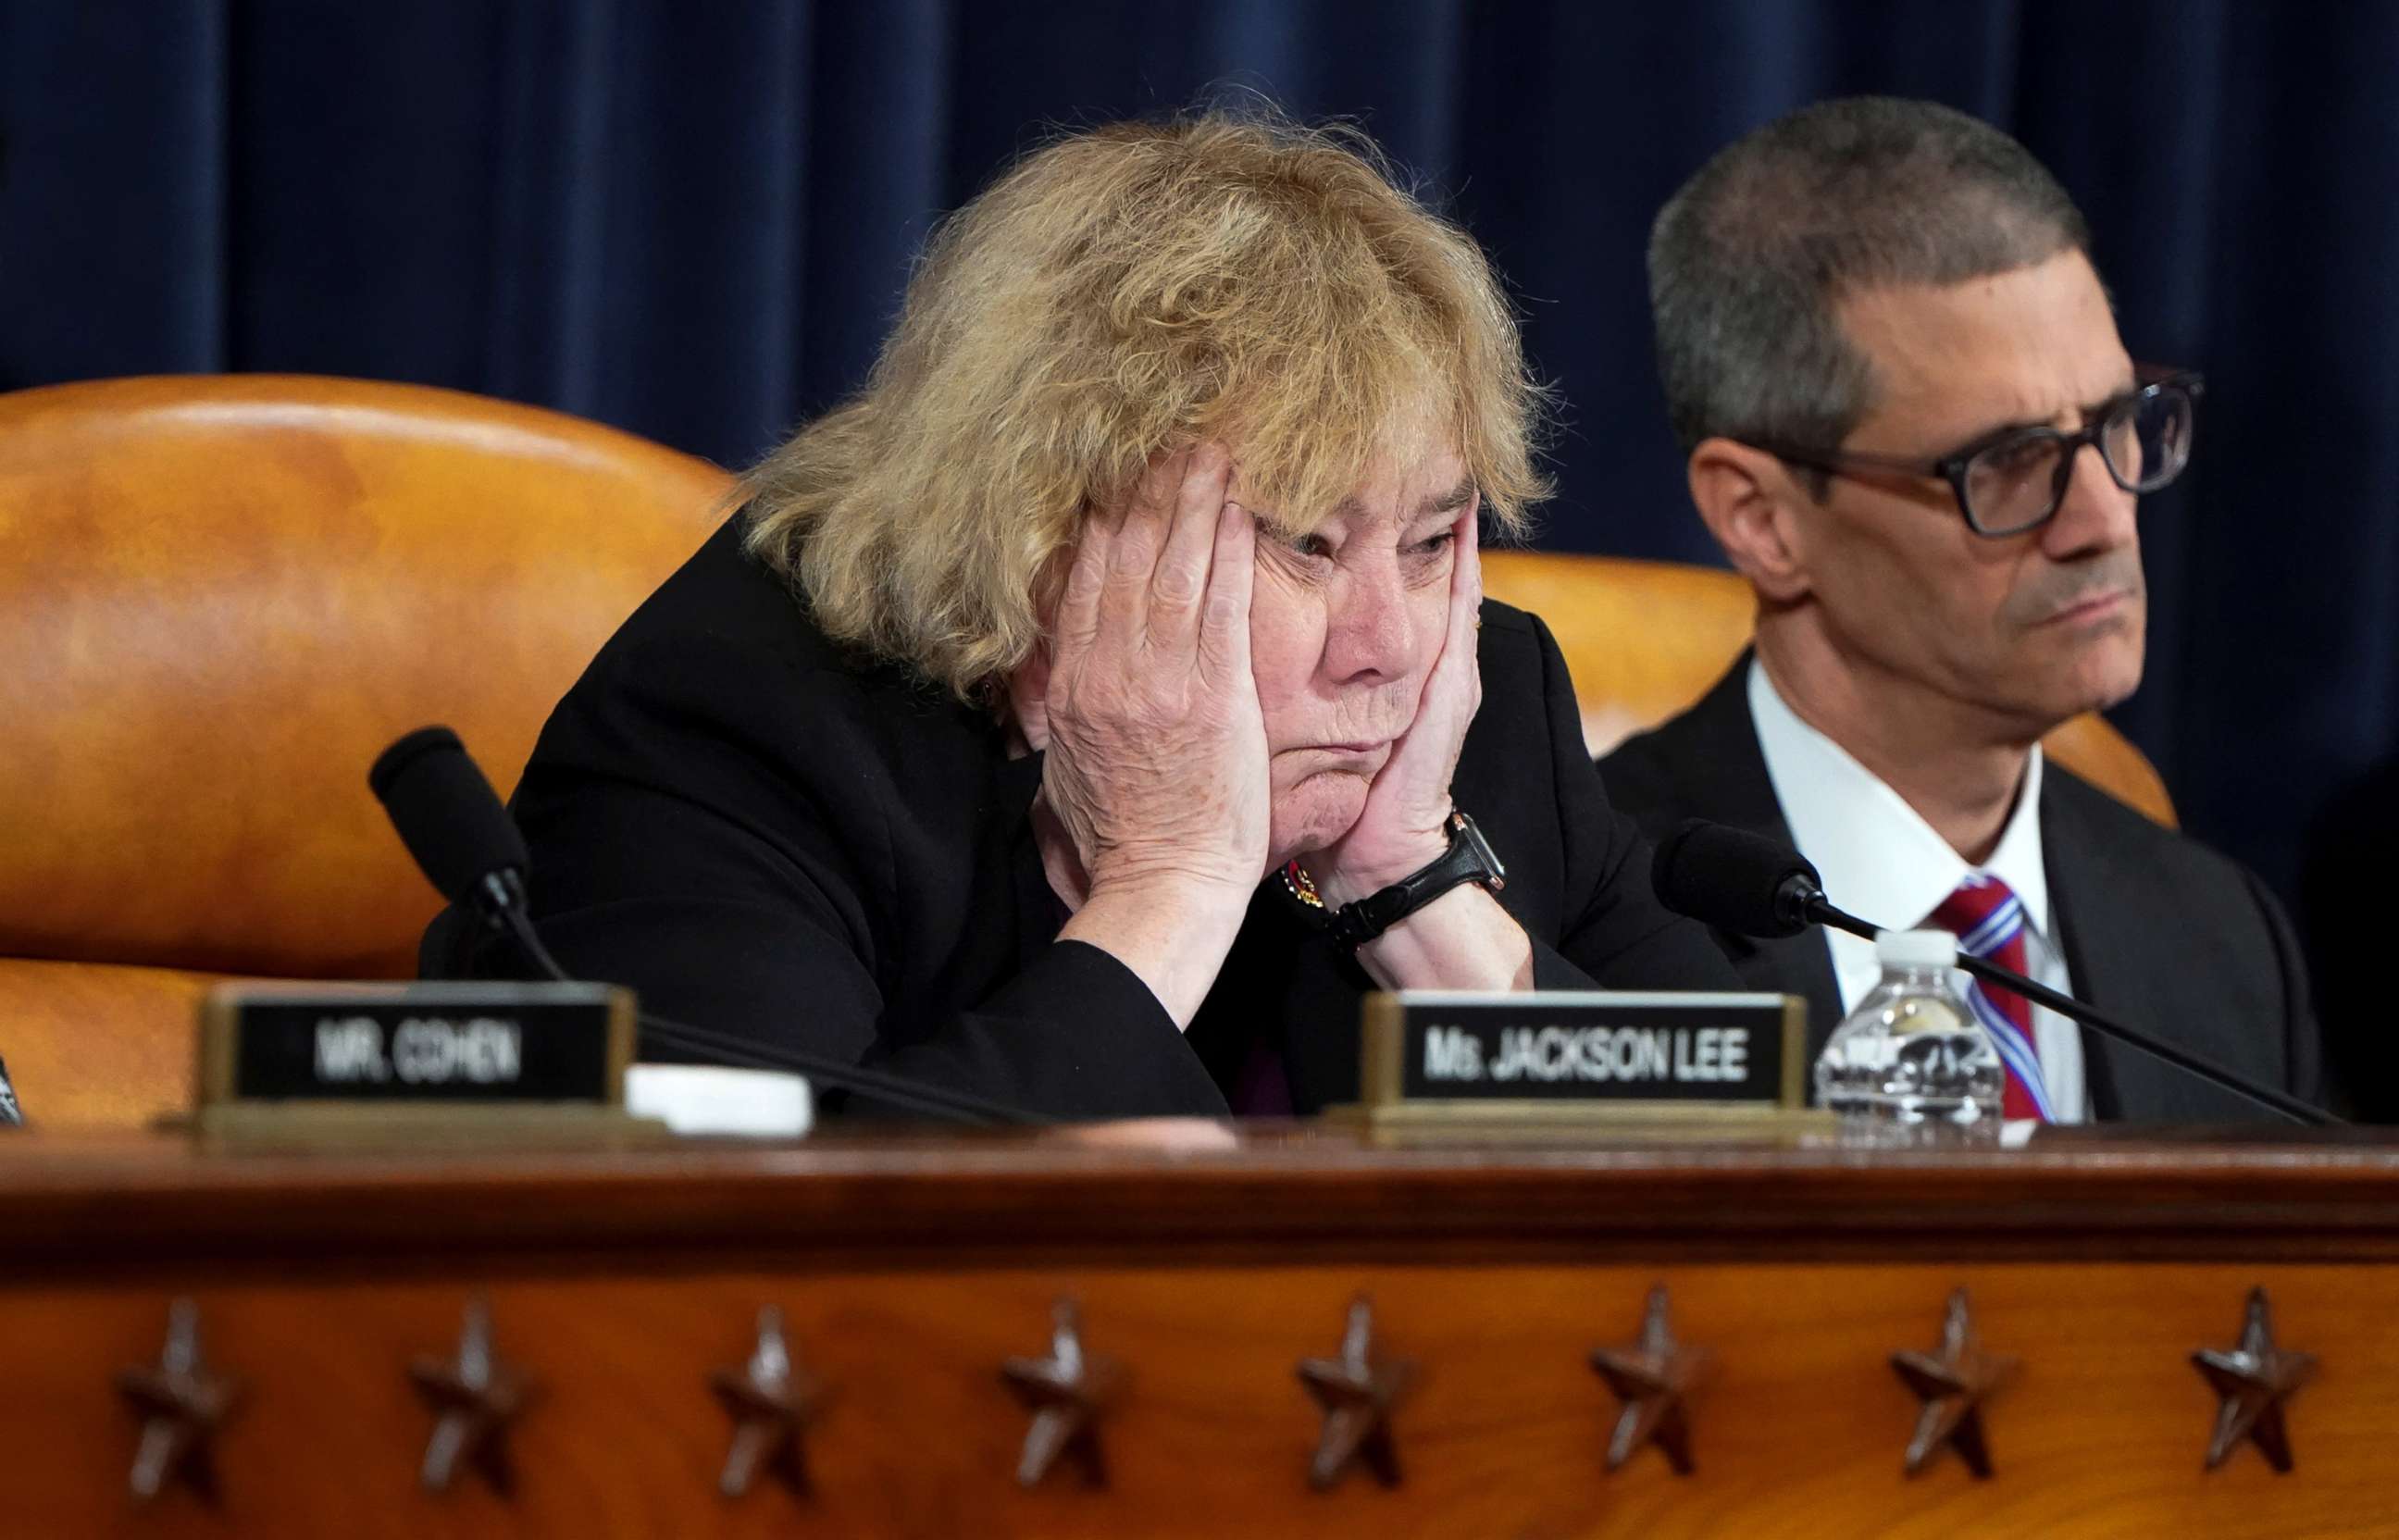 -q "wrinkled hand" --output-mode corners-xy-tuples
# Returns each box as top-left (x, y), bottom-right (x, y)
(1038, 443), (1271, 909)
(1313, 505), (1484, 908)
